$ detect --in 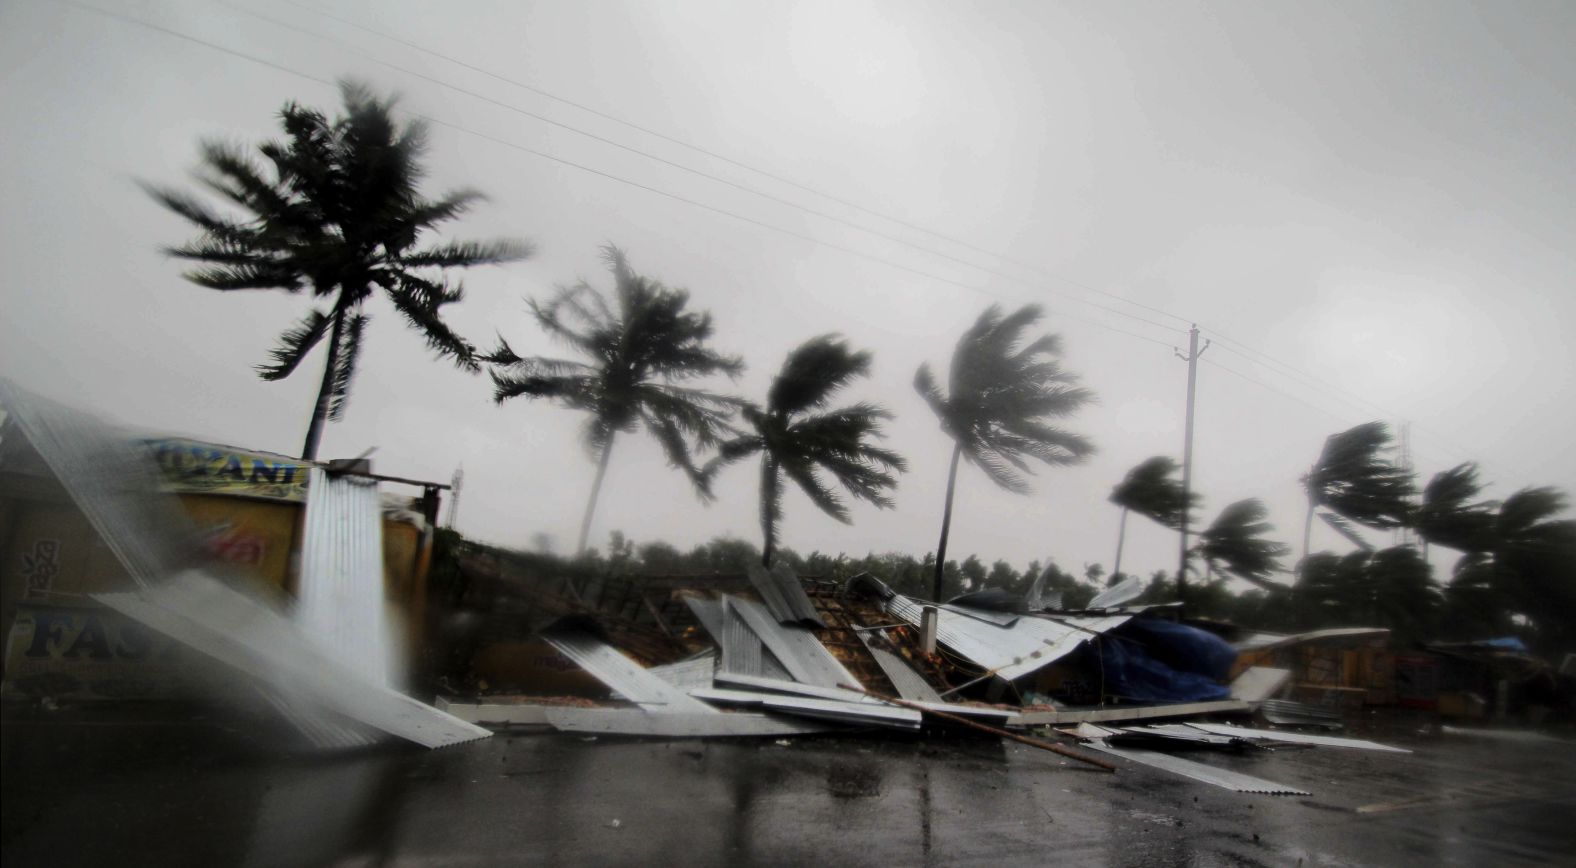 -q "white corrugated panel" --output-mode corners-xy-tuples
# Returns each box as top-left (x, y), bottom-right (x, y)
(298, 467), (394, 689)
(885, 595), (1128, 682)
